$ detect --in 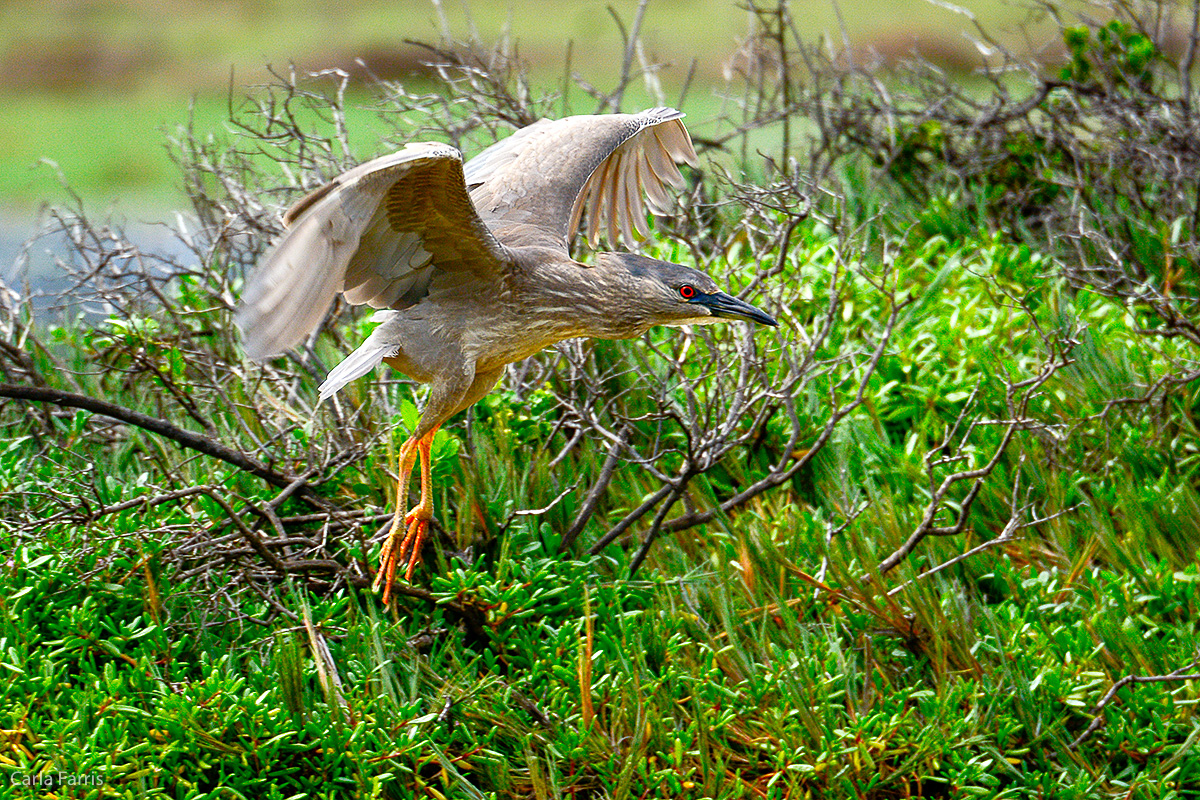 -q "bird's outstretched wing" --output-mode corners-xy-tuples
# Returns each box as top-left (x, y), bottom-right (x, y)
(237, 143), (509, 360)
(463, 107), (698, 250)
